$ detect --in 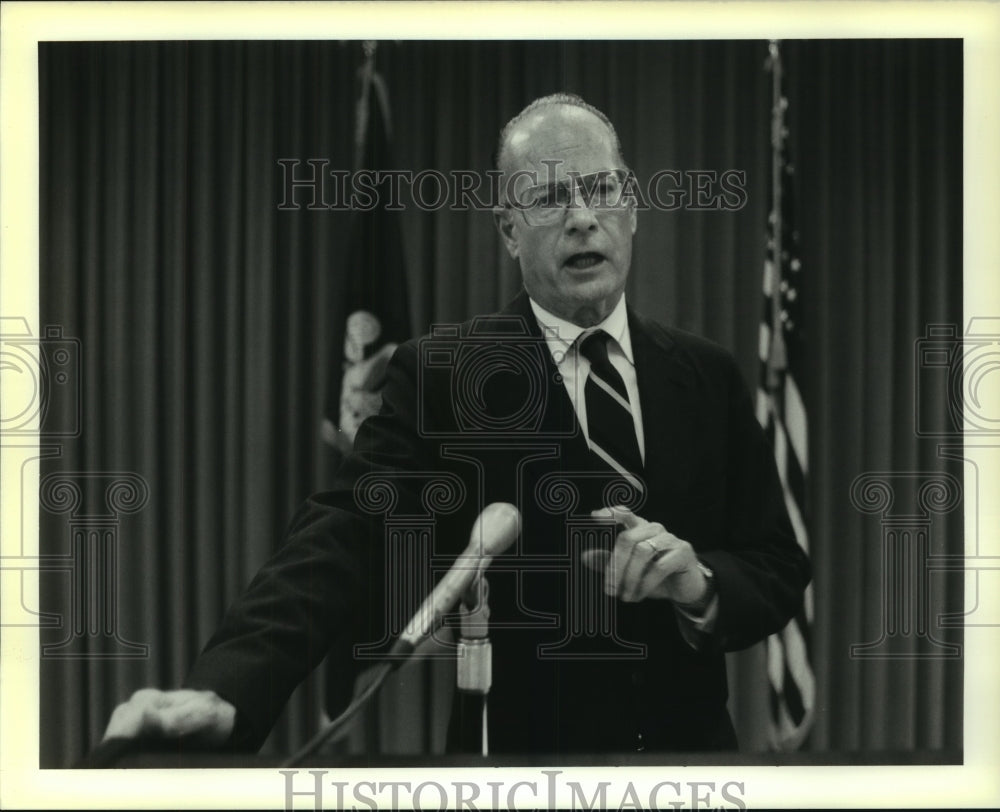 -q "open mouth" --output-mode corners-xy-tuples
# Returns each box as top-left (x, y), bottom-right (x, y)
(565, 252), (606, 270)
